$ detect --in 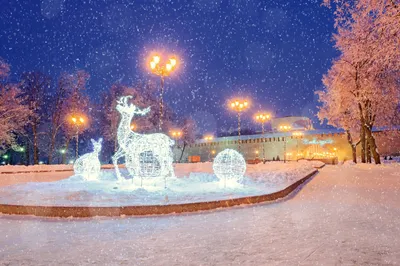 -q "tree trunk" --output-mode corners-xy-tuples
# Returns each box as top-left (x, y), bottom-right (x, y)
(360, 125), (366, 163)
(179, 142), (187, 163)
(32, 123), (39, 164)
(48, 132), (57, 164)
(351, 145), (357, 163)
(25, 140), (30, 166)
(346, 130), (358, 163)
(365, 128), (381, 164)
(366, 141), (372, 163)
